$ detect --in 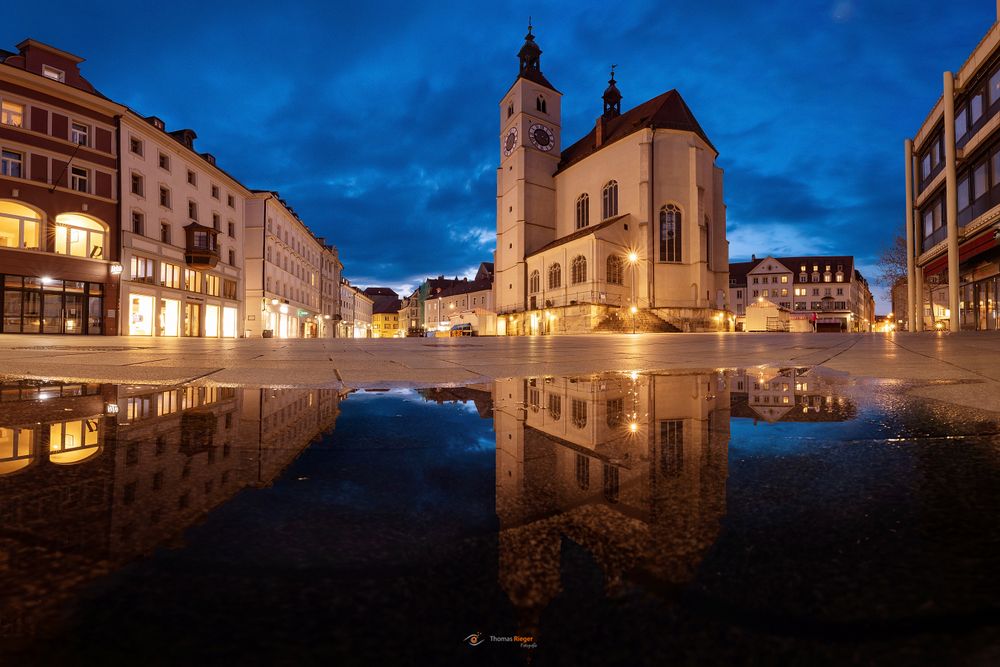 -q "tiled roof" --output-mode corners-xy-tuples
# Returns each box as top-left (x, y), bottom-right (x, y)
(373, 298), (402, 314)
(436, 279), (493, 299)
(526, 214), (627, 258)
(728, 261), (755, 284)
(557, 90), (714, 173)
